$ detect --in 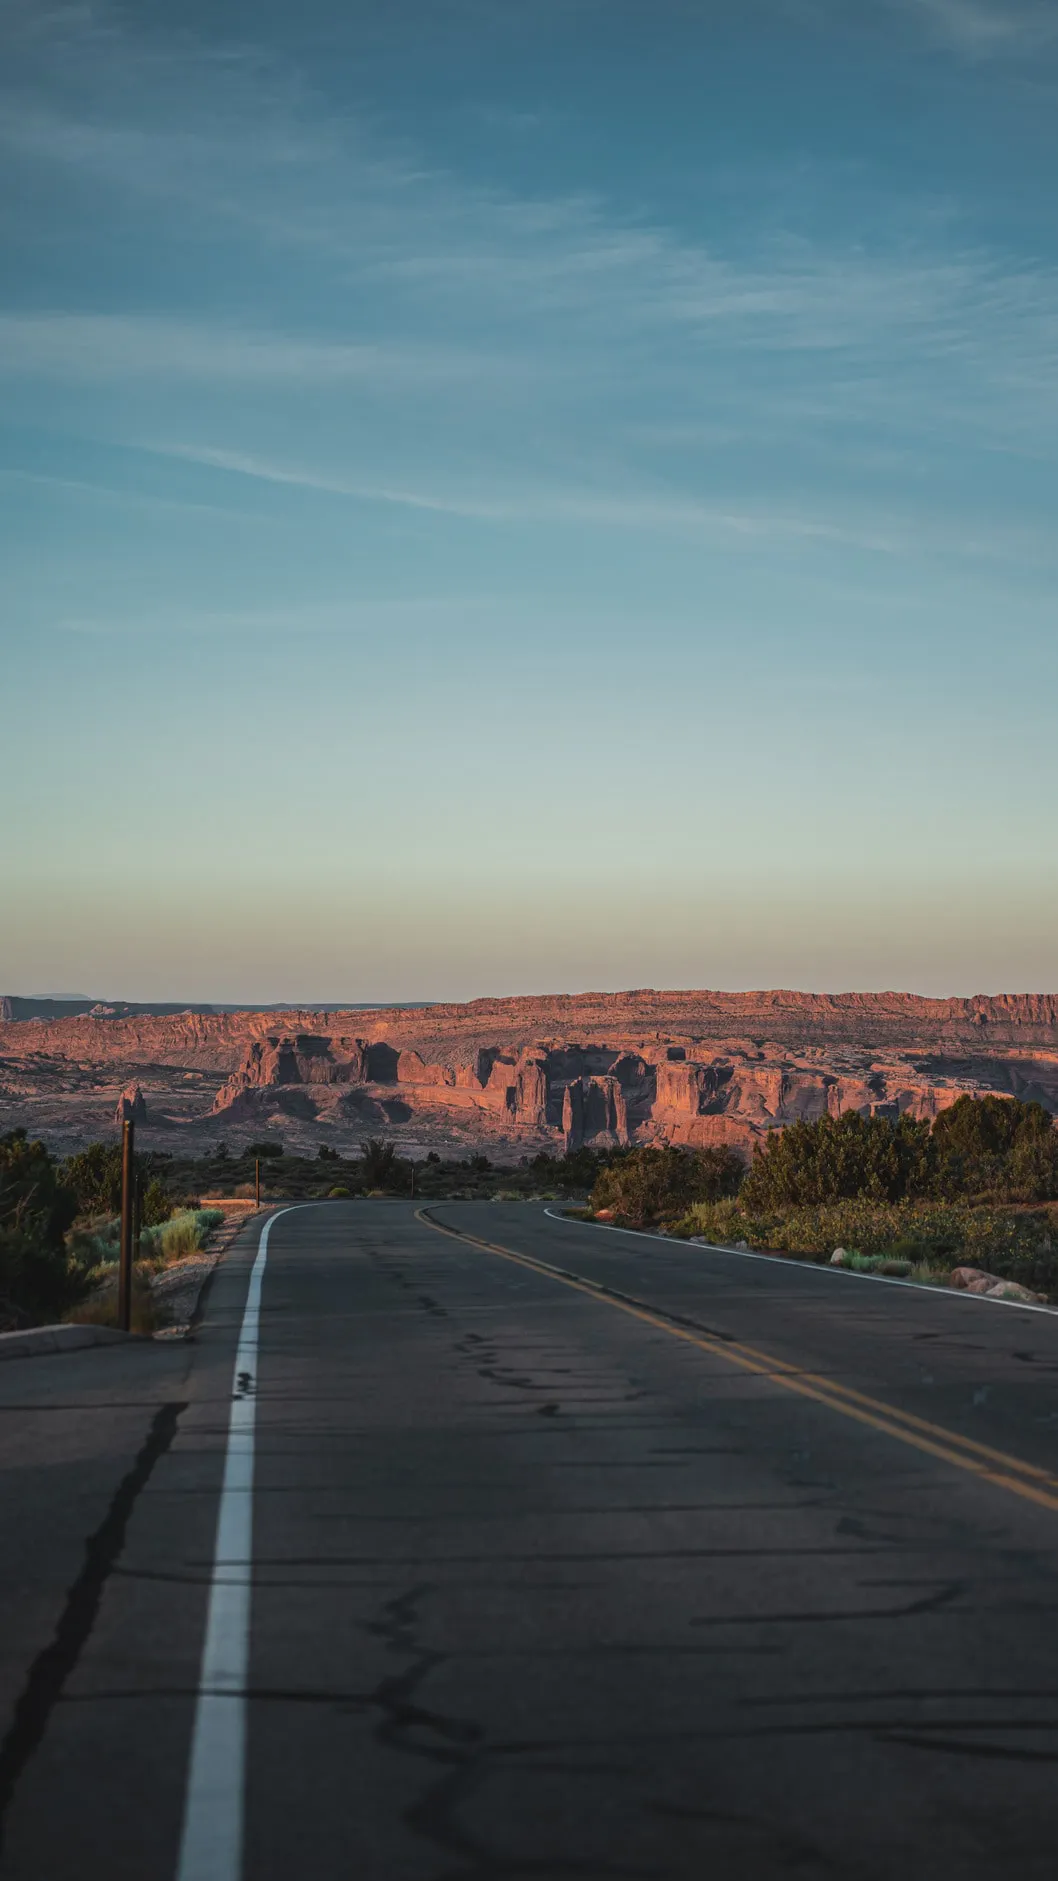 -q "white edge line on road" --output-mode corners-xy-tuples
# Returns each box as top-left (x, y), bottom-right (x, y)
(541, 1207), (1057, 1318)
(175, 1205), (301, 1881)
